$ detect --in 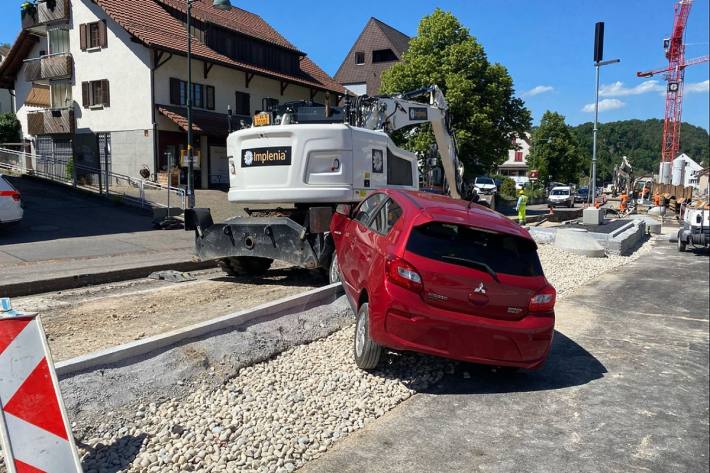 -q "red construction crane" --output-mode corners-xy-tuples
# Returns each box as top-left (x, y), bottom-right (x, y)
(637, 0), (709, 183)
